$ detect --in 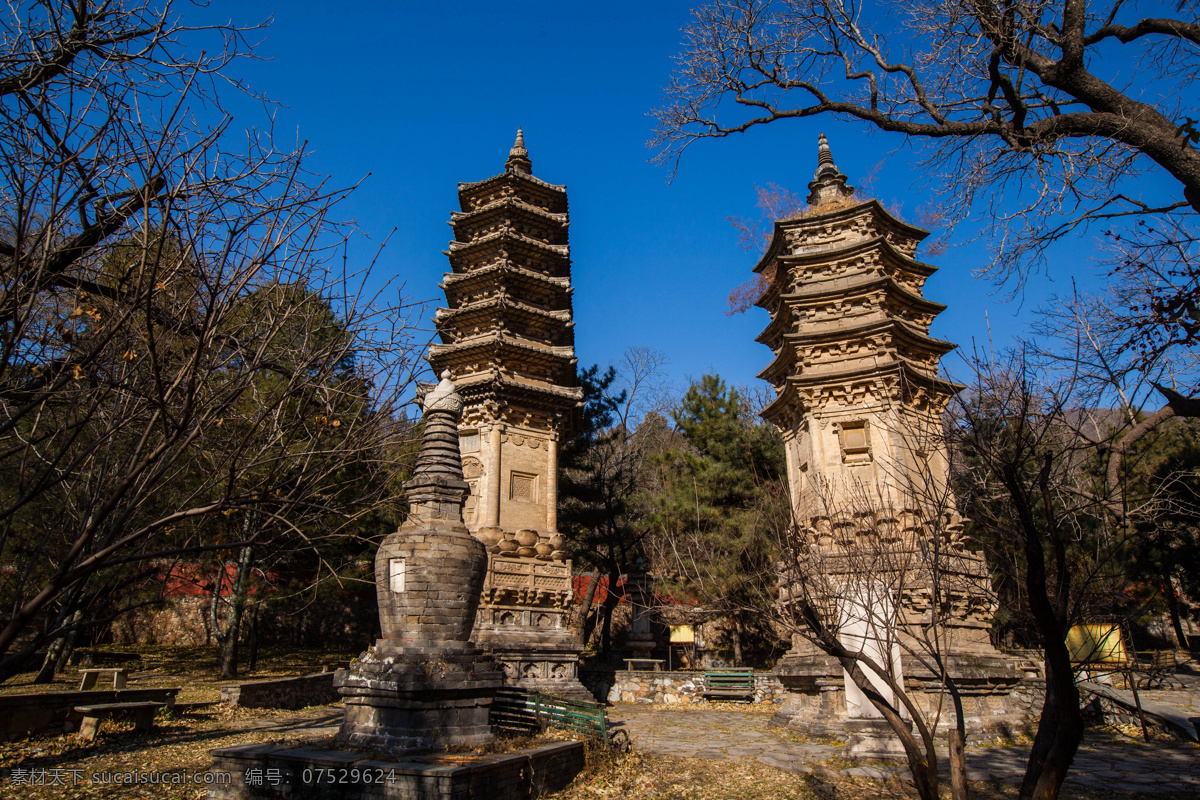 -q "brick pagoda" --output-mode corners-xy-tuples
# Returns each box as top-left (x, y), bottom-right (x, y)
(337, 372), (501, 751)
(755, 135), (1023, 741)
(429, 131), (587, 698)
